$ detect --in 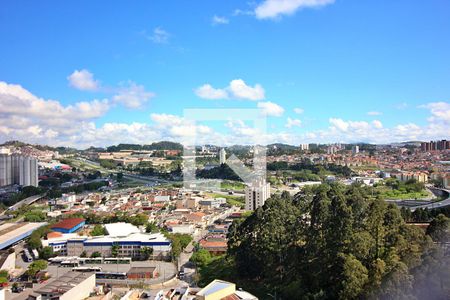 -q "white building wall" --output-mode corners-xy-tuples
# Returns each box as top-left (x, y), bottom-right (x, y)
(60, 273), (96, 300)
